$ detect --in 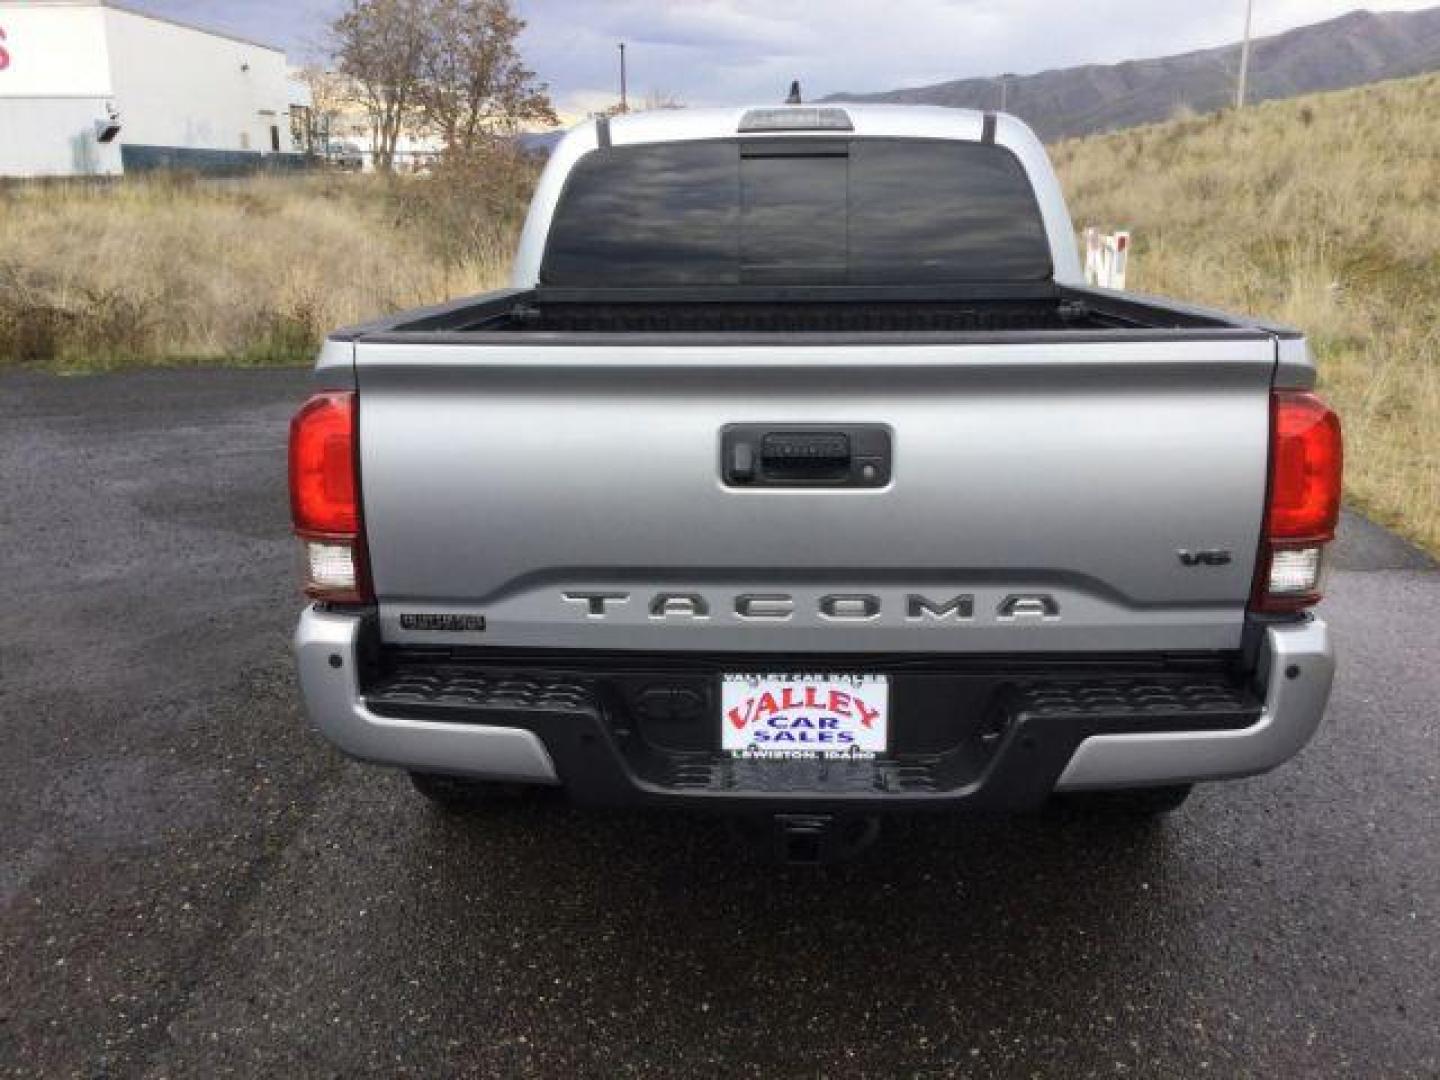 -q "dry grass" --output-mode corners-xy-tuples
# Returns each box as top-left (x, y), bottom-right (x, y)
(0, 164), (533, 371)
(1054, 72), (1440, 554)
